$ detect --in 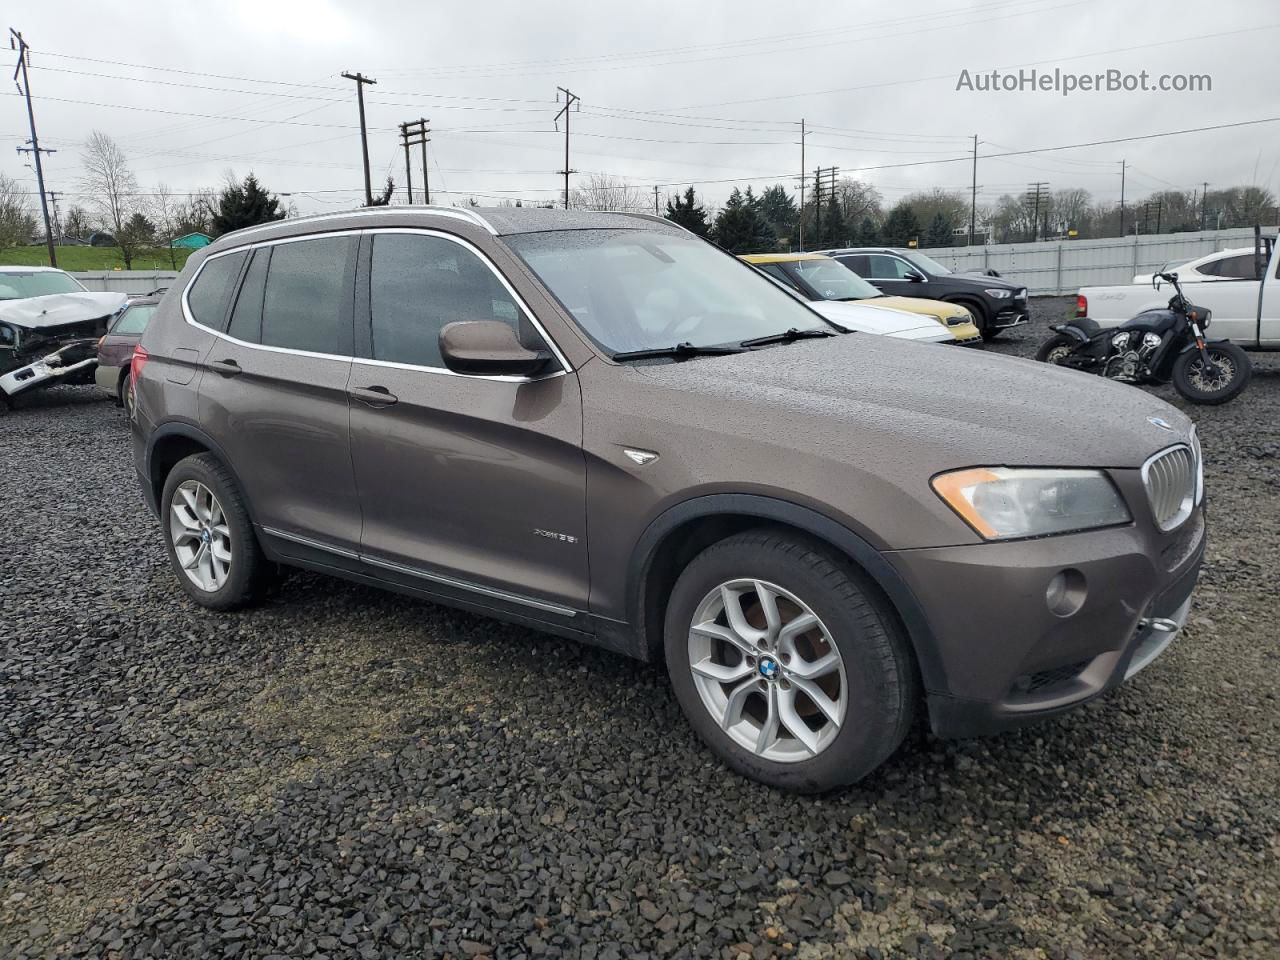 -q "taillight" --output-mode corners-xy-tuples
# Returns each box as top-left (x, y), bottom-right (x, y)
(130, 344), (149, 383)
(1075, 294), (1087, 317)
